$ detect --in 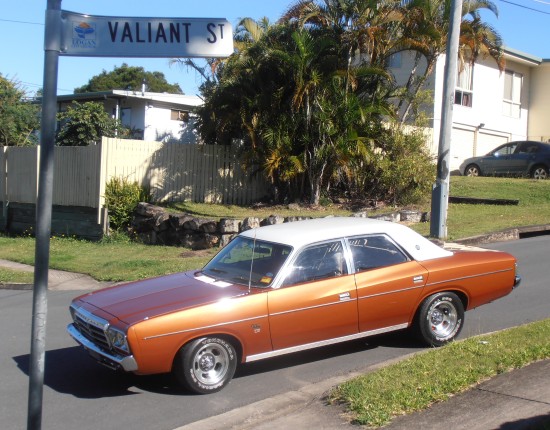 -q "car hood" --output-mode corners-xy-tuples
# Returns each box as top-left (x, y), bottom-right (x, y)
(75, 271), (251, 325)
